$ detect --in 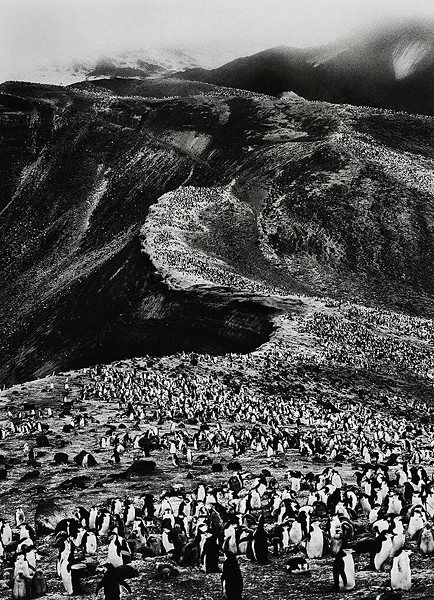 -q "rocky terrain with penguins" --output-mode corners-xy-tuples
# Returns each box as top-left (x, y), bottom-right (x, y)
(2, 54), (434, 600)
